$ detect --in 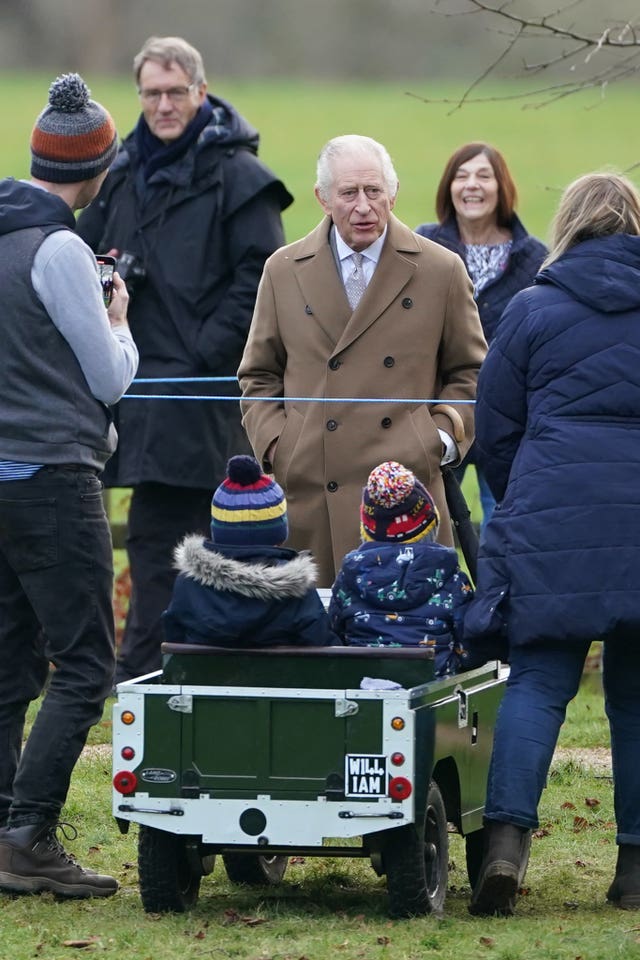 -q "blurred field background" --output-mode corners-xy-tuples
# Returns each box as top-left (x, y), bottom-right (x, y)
(2, 72), (639, 245)
(2, 70), (637, 637)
